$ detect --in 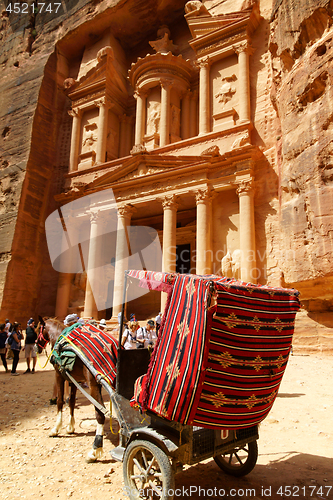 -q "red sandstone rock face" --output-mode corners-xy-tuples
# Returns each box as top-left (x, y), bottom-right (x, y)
(270, 0), (333, 285)
(270, 0), (333, 349)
